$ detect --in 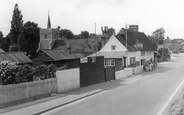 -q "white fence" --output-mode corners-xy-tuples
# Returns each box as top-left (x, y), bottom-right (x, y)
(132, 66), (143, 74)
(115, 68), (133, 79)
(0, 78), (57, 106)
(56, 68), (80, 93)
